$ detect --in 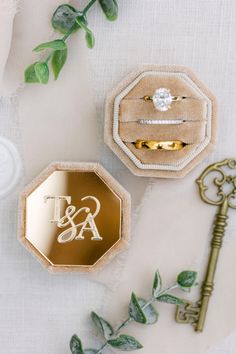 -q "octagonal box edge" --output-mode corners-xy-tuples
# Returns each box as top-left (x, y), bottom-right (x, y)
(19, 162), (131, 273)
(104, 64), (218, 178)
